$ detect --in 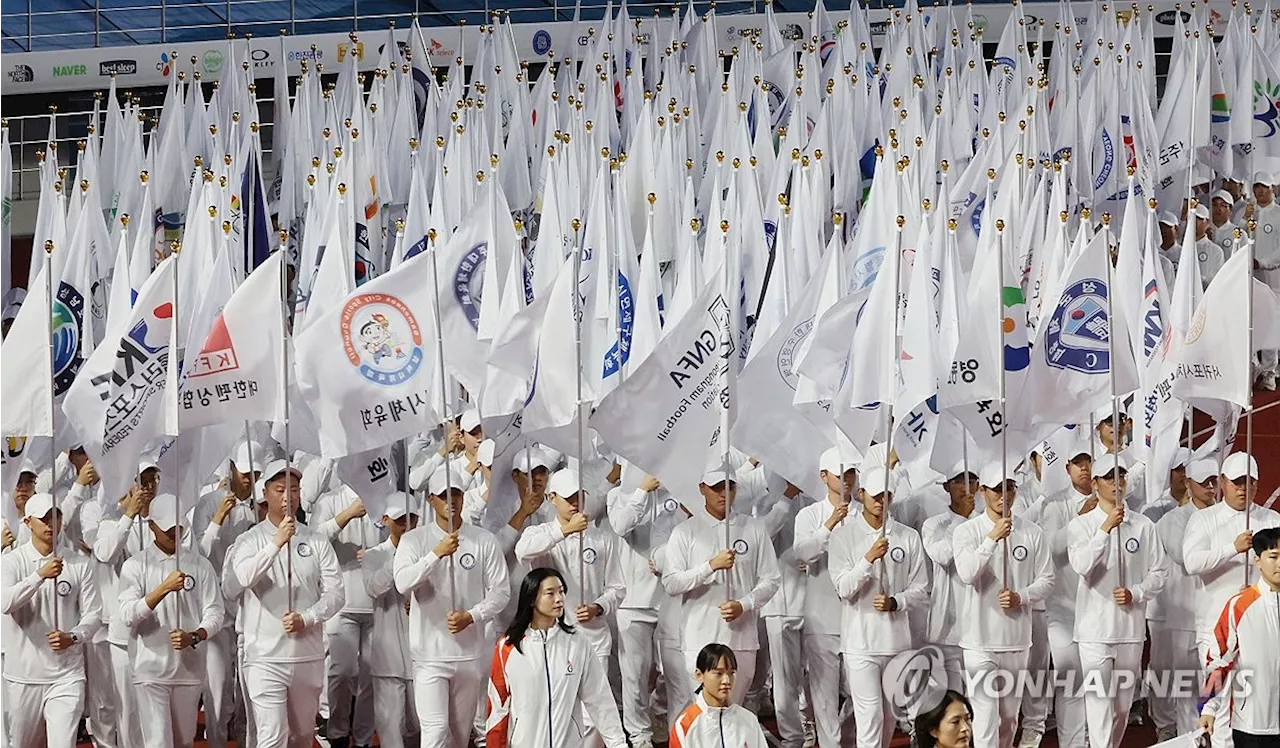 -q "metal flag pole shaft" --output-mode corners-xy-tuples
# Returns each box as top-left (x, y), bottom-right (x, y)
(170, 238), (183, 629)
(719, 218), (733, 603)
(879, 211), (907, 596)
(571, 213), (587, 605)
(427, 227), (457, 612)
(277, 233), (295, 613)
(996, 220), (1011, 590)
(43, 242), (59, 631)
(1244, 223), (1256, 587)
(1102, 213), (1124, 588)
